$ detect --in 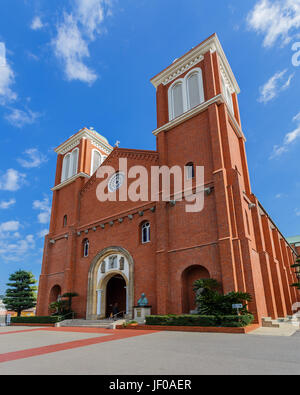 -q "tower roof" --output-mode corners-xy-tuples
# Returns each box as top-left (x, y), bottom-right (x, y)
(55, 127), (113, 155)
(150, 33), (240, 94)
